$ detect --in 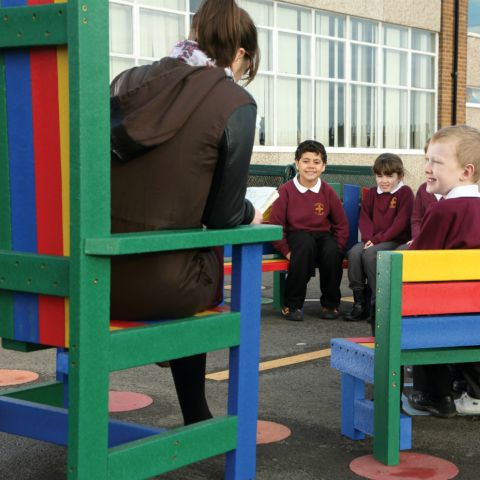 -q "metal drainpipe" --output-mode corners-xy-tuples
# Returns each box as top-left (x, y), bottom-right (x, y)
(452, 0), (460, 125)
